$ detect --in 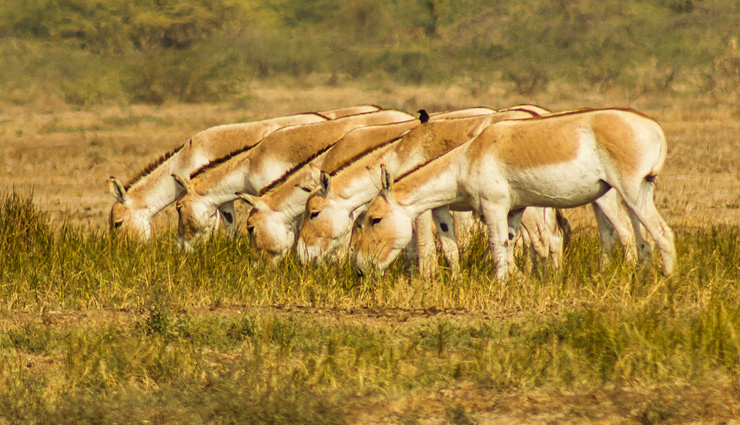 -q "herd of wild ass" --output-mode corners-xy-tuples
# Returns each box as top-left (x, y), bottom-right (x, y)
(108, 104), (676, 278)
